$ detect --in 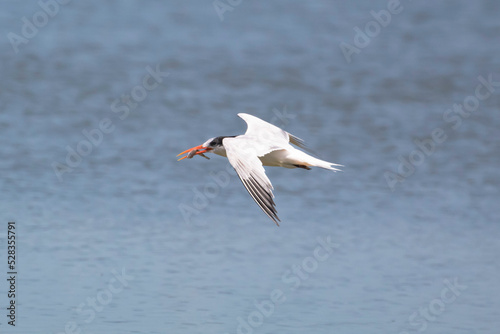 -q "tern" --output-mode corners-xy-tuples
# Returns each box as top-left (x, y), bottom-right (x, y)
(177, 113), (342, 226)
